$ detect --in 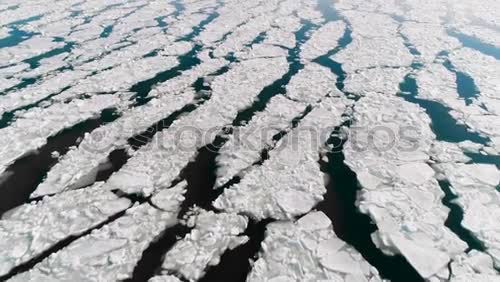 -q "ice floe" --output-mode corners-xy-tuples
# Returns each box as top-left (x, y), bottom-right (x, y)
(301, 21), (346, 61)
(214, 96), (349, 220)
(333, 35), (413, 72)
(33, 89), (196, 197)
(215, 95), (307, 188)
(344, 93), (467, 279)
(33, 56), (227, 197)
(10, 181), (187, 281)
(449, 250), (499, 281)
(160, 210), (248, 281)
(149, 275), (182, 282)
(434, 163), (500, 268)
(284, 63), (339, 103)
(0, 182), (131, 277)
(247, 211), (381, 282)
(344, 67), (409, 96)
